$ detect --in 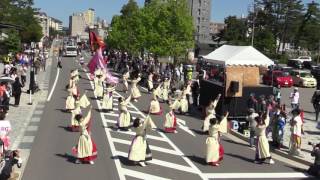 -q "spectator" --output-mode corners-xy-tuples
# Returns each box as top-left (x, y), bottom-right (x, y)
(247, 93), (258, 112)
(273, 84), (281, 104)
(19, 64), (27, 87)
(289, 108), (304, 157)
(289, 87), (299, 110)
(311, 90), (320, 129)
(12, 77), (23, 106)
